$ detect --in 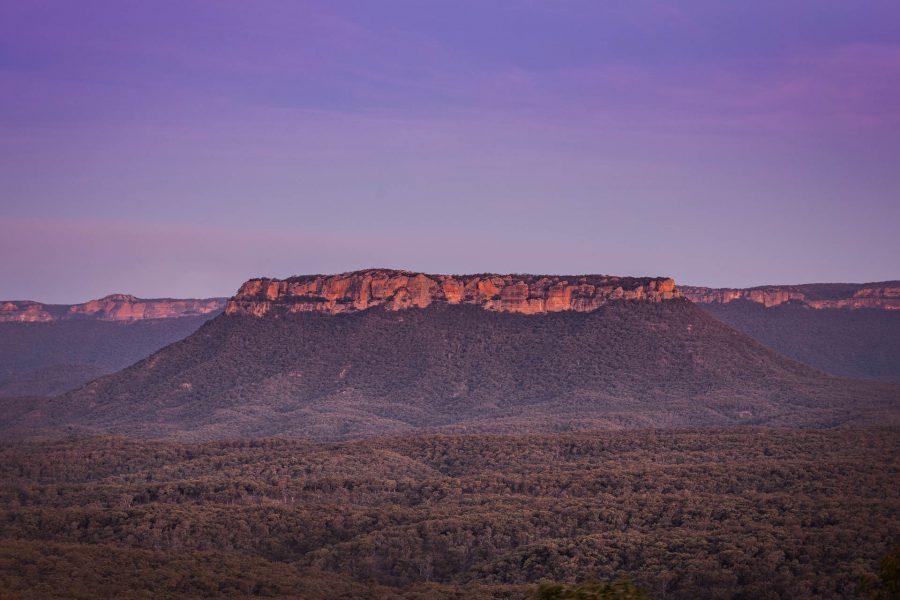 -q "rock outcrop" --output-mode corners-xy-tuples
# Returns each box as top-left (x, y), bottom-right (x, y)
(0, 295), (227, 322)
(682, 282), (900, 310)
(681, 287), (805, 308)
(0, 301), (60, 323)
(225, 269), (681, 317)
